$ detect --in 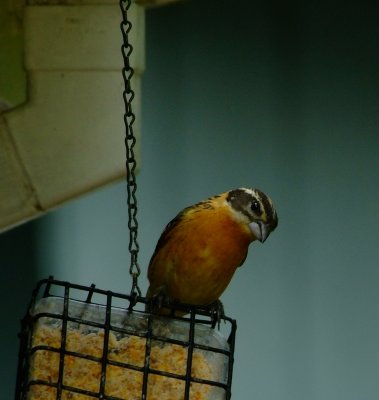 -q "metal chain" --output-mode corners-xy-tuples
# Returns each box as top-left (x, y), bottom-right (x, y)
(120, 0), (141, 297)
